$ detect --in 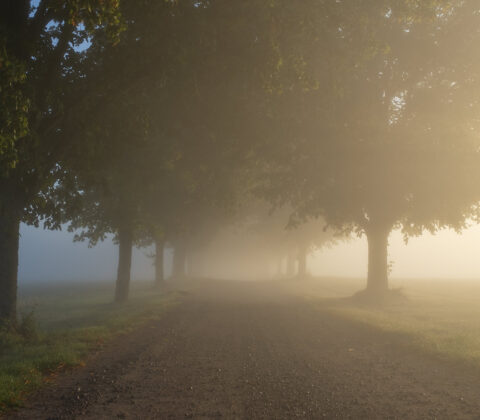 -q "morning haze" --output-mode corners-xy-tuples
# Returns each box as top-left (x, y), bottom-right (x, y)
(22, 224), (480, 283)
(3, 0), (480, 418)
